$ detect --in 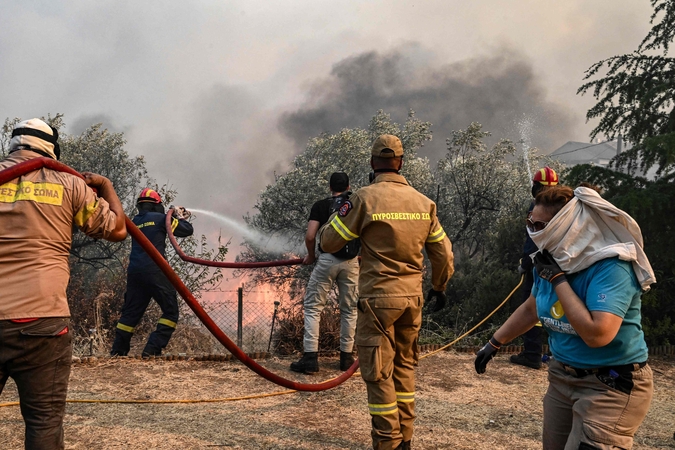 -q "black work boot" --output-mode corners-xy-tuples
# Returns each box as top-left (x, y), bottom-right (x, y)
(142, 348), (162, 358)
(340, 351), (355, 371)
(142, 322), (175, 358)
(510, 352), (542, 369)
(290, 352), (319, 374)
(110, 329), (132, 356)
